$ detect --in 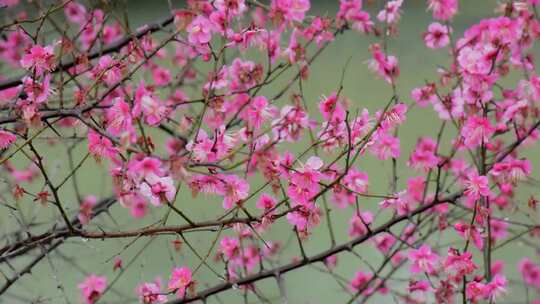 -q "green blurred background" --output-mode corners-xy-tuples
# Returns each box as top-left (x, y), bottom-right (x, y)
(1, 0), (539, 303)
